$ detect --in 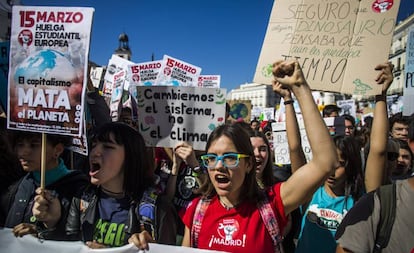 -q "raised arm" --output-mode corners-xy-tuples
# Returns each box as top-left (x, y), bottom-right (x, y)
(272, 81), (306, 173)
(273, 60), (338, 215)
(364, 62), (394, 192)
